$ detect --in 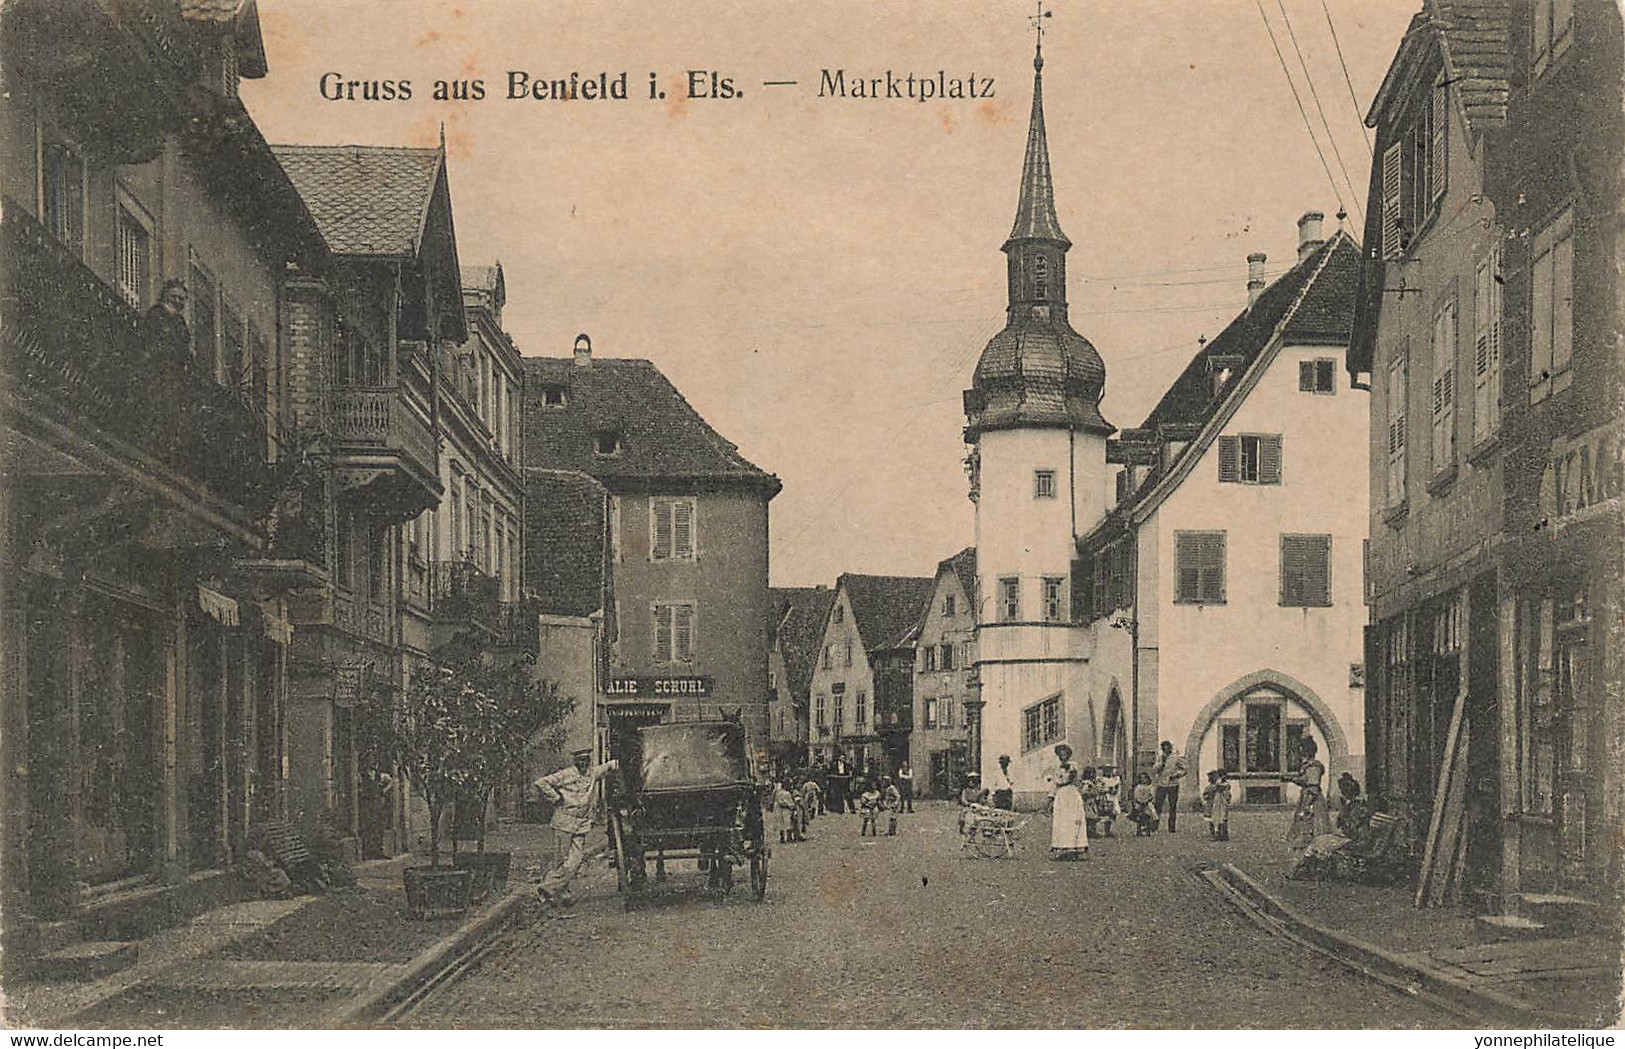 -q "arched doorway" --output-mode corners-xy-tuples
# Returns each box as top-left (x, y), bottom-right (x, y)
(1182, 670), (1348, 808)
